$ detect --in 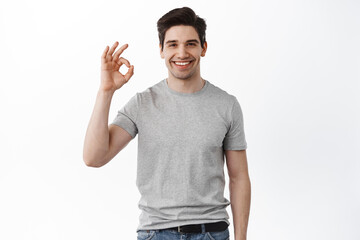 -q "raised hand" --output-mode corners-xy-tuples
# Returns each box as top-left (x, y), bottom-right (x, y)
(100, 41), (134, 92)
